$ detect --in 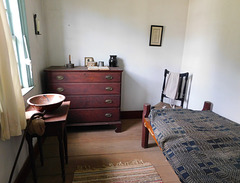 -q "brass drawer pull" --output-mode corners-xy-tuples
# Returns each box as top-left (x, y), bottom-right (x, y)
(105, 75), (113, 80)
(105, 99), (113, 104)
(57, 87), (64, 92)
(56, 75), (64, 80)
(105, 113), (112, 118)
(105, 87), (113, 91)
